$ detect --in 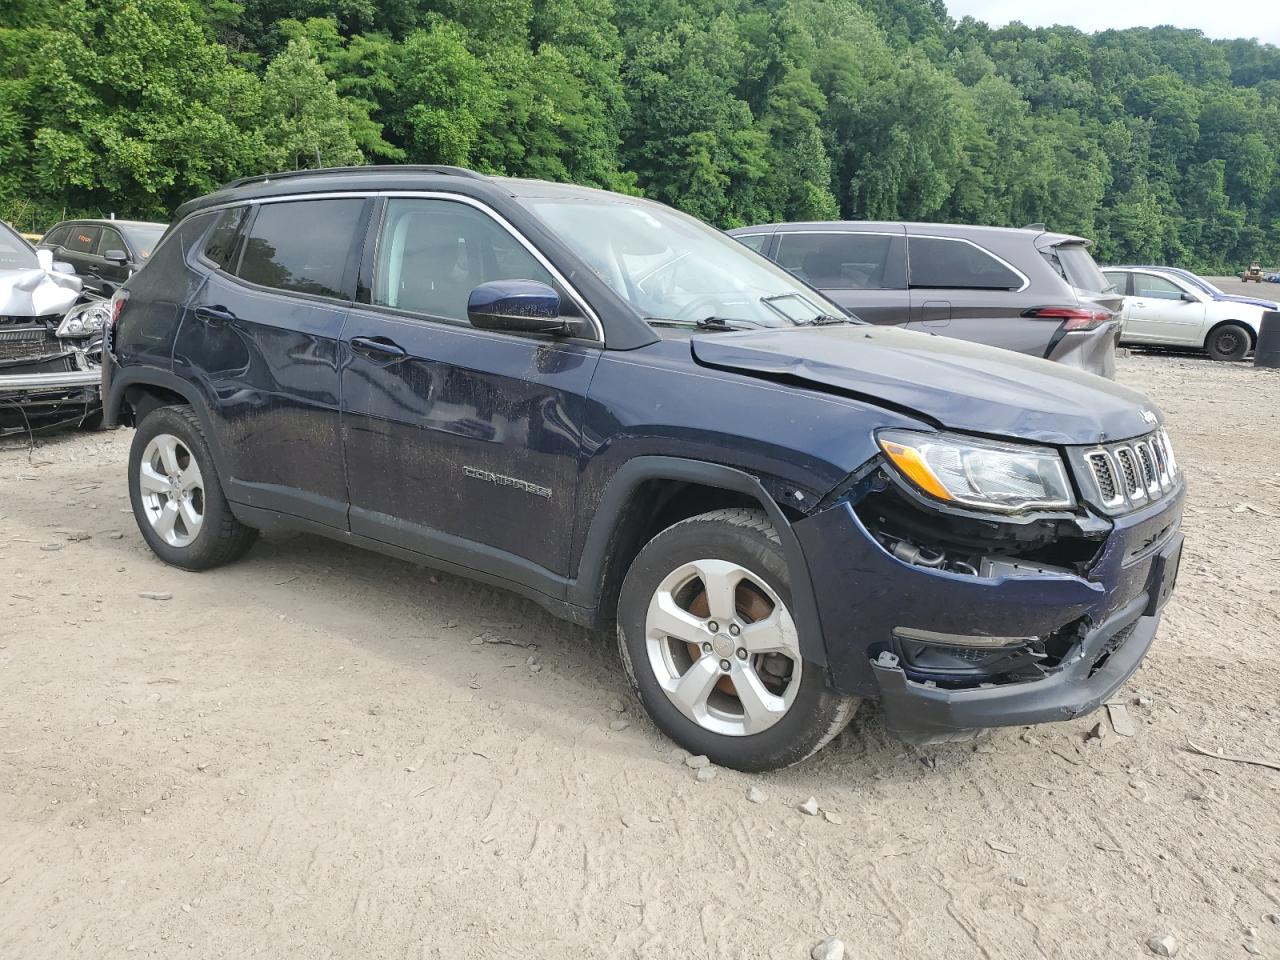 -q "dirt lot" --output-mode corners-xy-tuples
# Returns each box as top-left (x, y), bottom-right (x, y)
(2, 354), (1278, 959)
